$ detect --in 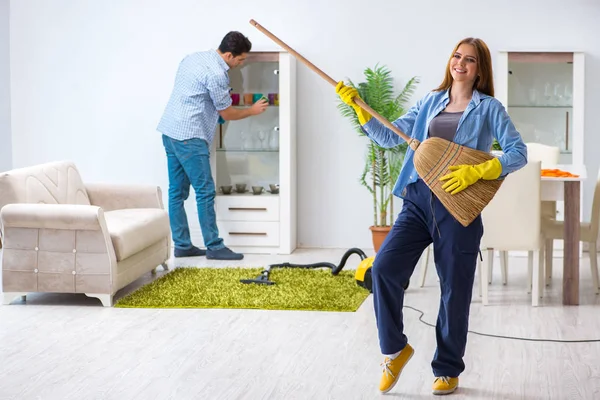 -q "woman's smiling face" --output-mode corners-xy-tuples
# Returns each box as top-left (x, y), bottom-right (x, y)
(450, 44), (478, 85)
